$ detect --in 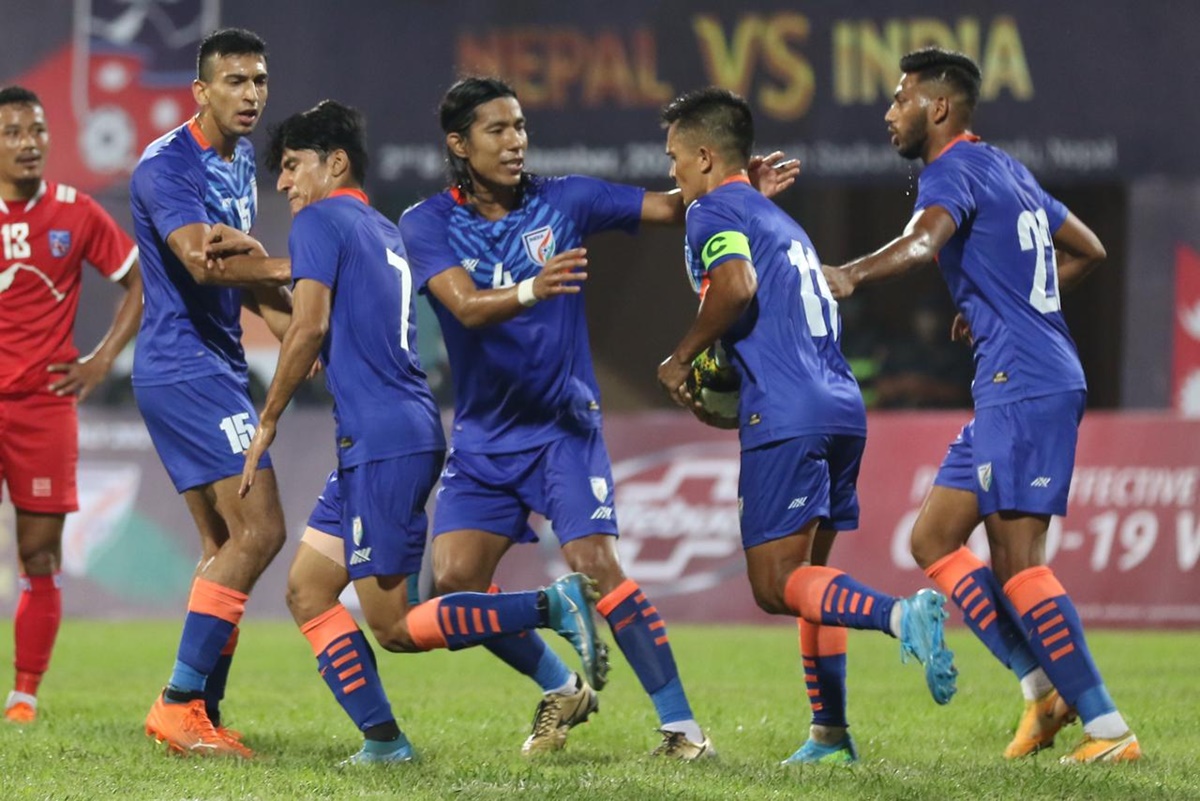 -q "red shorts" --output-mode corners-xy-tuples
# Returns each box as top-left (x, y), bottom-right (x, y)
(0, 392), (79, 513)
